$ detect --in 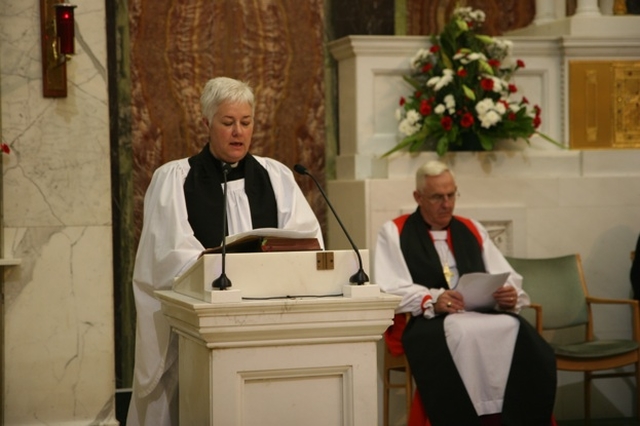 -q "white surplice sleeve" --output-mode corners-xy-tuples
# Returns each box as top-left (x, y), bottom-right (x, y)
(131, 159), (204, 397)
(374, 220), (444, 318)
